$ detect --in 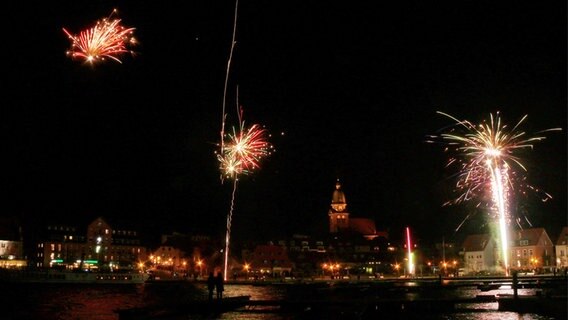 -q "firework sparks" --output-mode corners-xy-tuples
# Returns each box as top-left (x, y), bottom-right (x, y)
(63, 9), (136, 64)
(406, 227), (415, 276)
(429, 111), (561, 275)
(219, 122), (273, 178)
(217, 116), (273, 279)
